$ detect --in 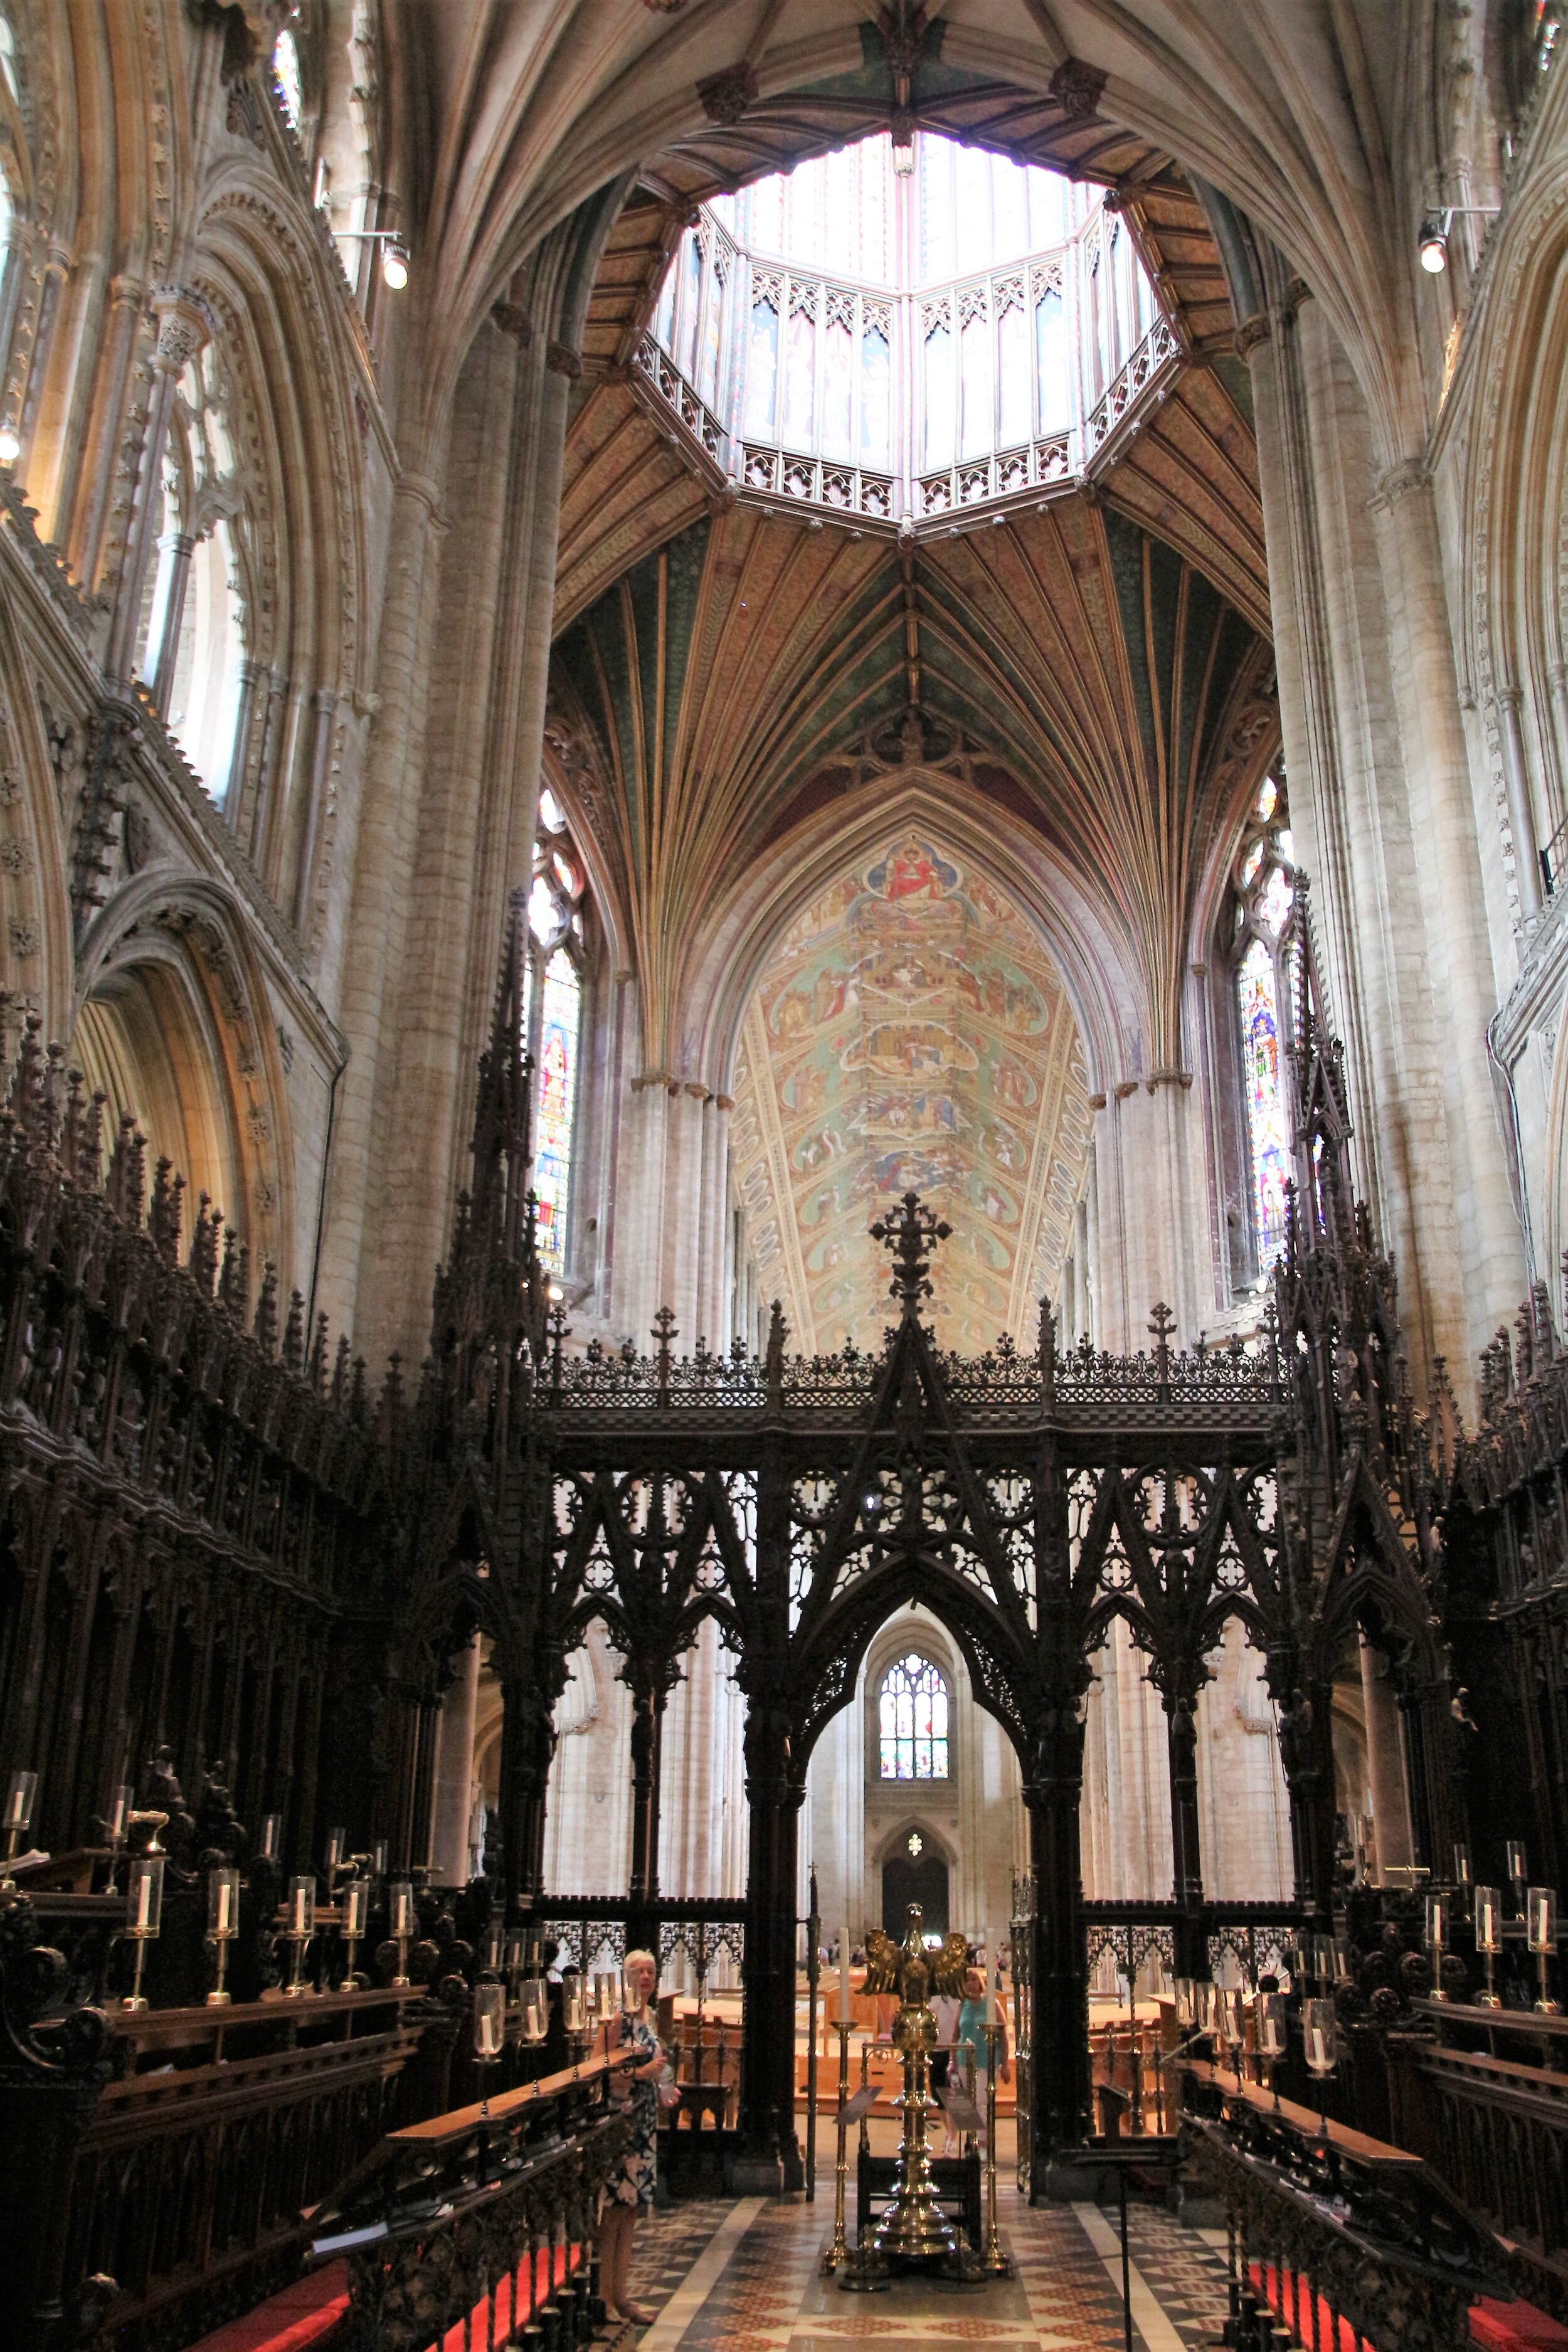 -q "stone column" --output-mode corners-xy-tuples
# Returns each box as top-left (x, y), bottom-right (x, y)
(293, 686), (339, 933)
(1497, 685), (1544, 923)
(105, 288), (208, 686)
(1367, 458), (1524, 1358)
(428, 1633), (482, 1886)
(144, 530), (194, 717)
